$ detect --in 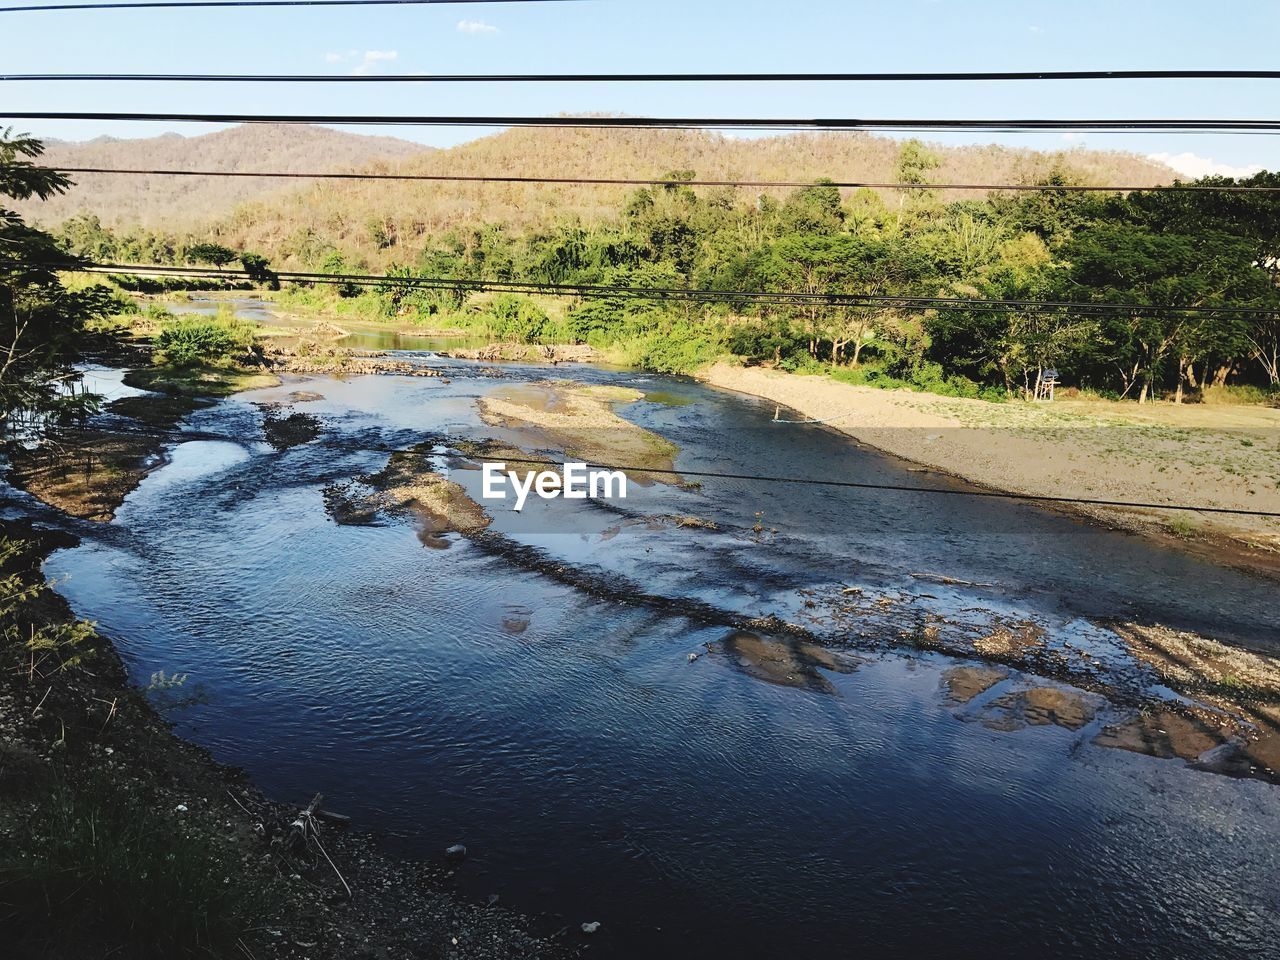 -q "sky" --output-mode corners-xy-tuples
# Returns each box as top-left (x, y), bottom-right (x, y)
(2, 0), (1278, 177)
